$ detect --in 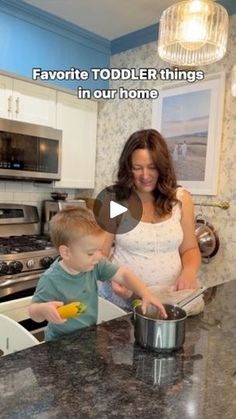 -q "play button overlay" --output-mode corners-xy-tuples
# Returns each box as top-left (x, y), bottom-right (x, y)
(110, 201), (127, 219)
(93, 185), (143, 234)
